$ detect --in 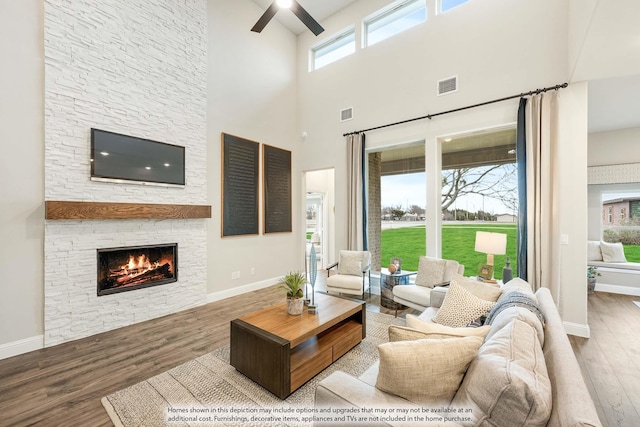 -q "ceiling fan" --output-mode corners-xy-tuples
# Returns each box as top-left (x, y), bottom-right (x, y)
(251, 0), (325, 36)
